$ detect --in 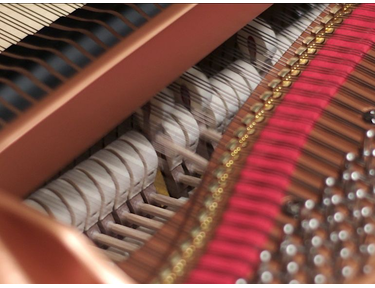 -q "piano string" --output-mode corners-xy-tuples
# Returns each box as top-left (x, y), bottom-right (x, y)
(2, 3), (375, 284)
